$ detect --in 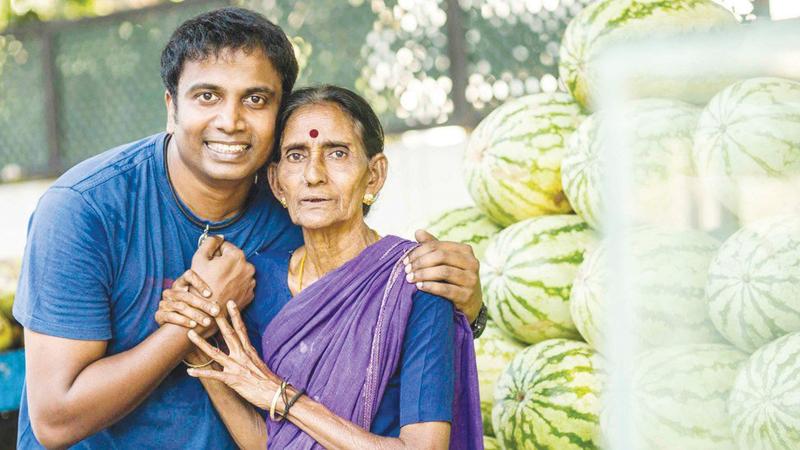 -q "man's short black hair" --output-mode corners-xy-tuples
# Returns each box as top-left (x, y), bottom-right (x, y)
(160, 7), (298, 102)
